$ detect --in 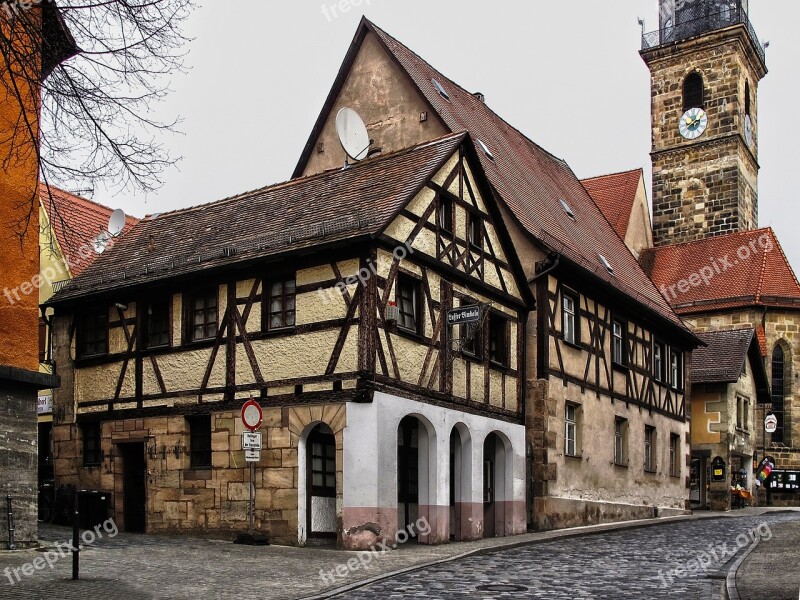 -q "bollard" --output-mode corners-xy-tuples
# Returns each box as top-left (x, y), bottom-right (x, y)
(72, 494), (79, 580)
(6, 495), (16, 550)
